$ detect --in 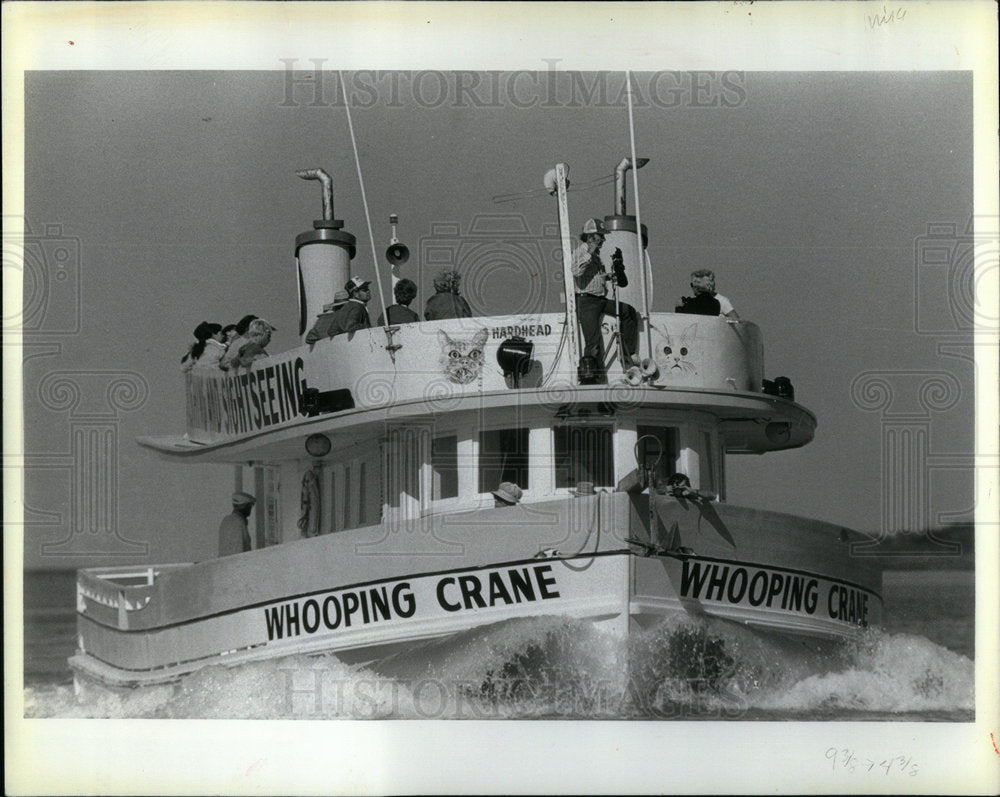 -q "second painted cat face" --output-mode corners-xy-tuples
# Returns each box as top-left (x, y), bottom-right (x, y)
(653, 323), (699, 376)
